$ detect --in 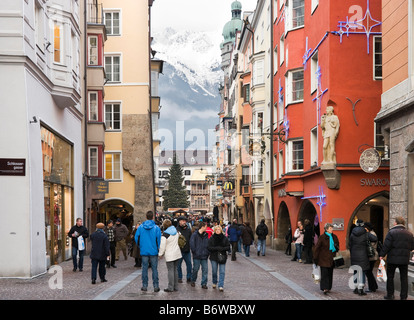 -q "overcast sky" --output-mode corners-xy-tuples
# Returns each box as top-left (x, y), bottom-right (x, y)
(152, 0), (258, 34)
